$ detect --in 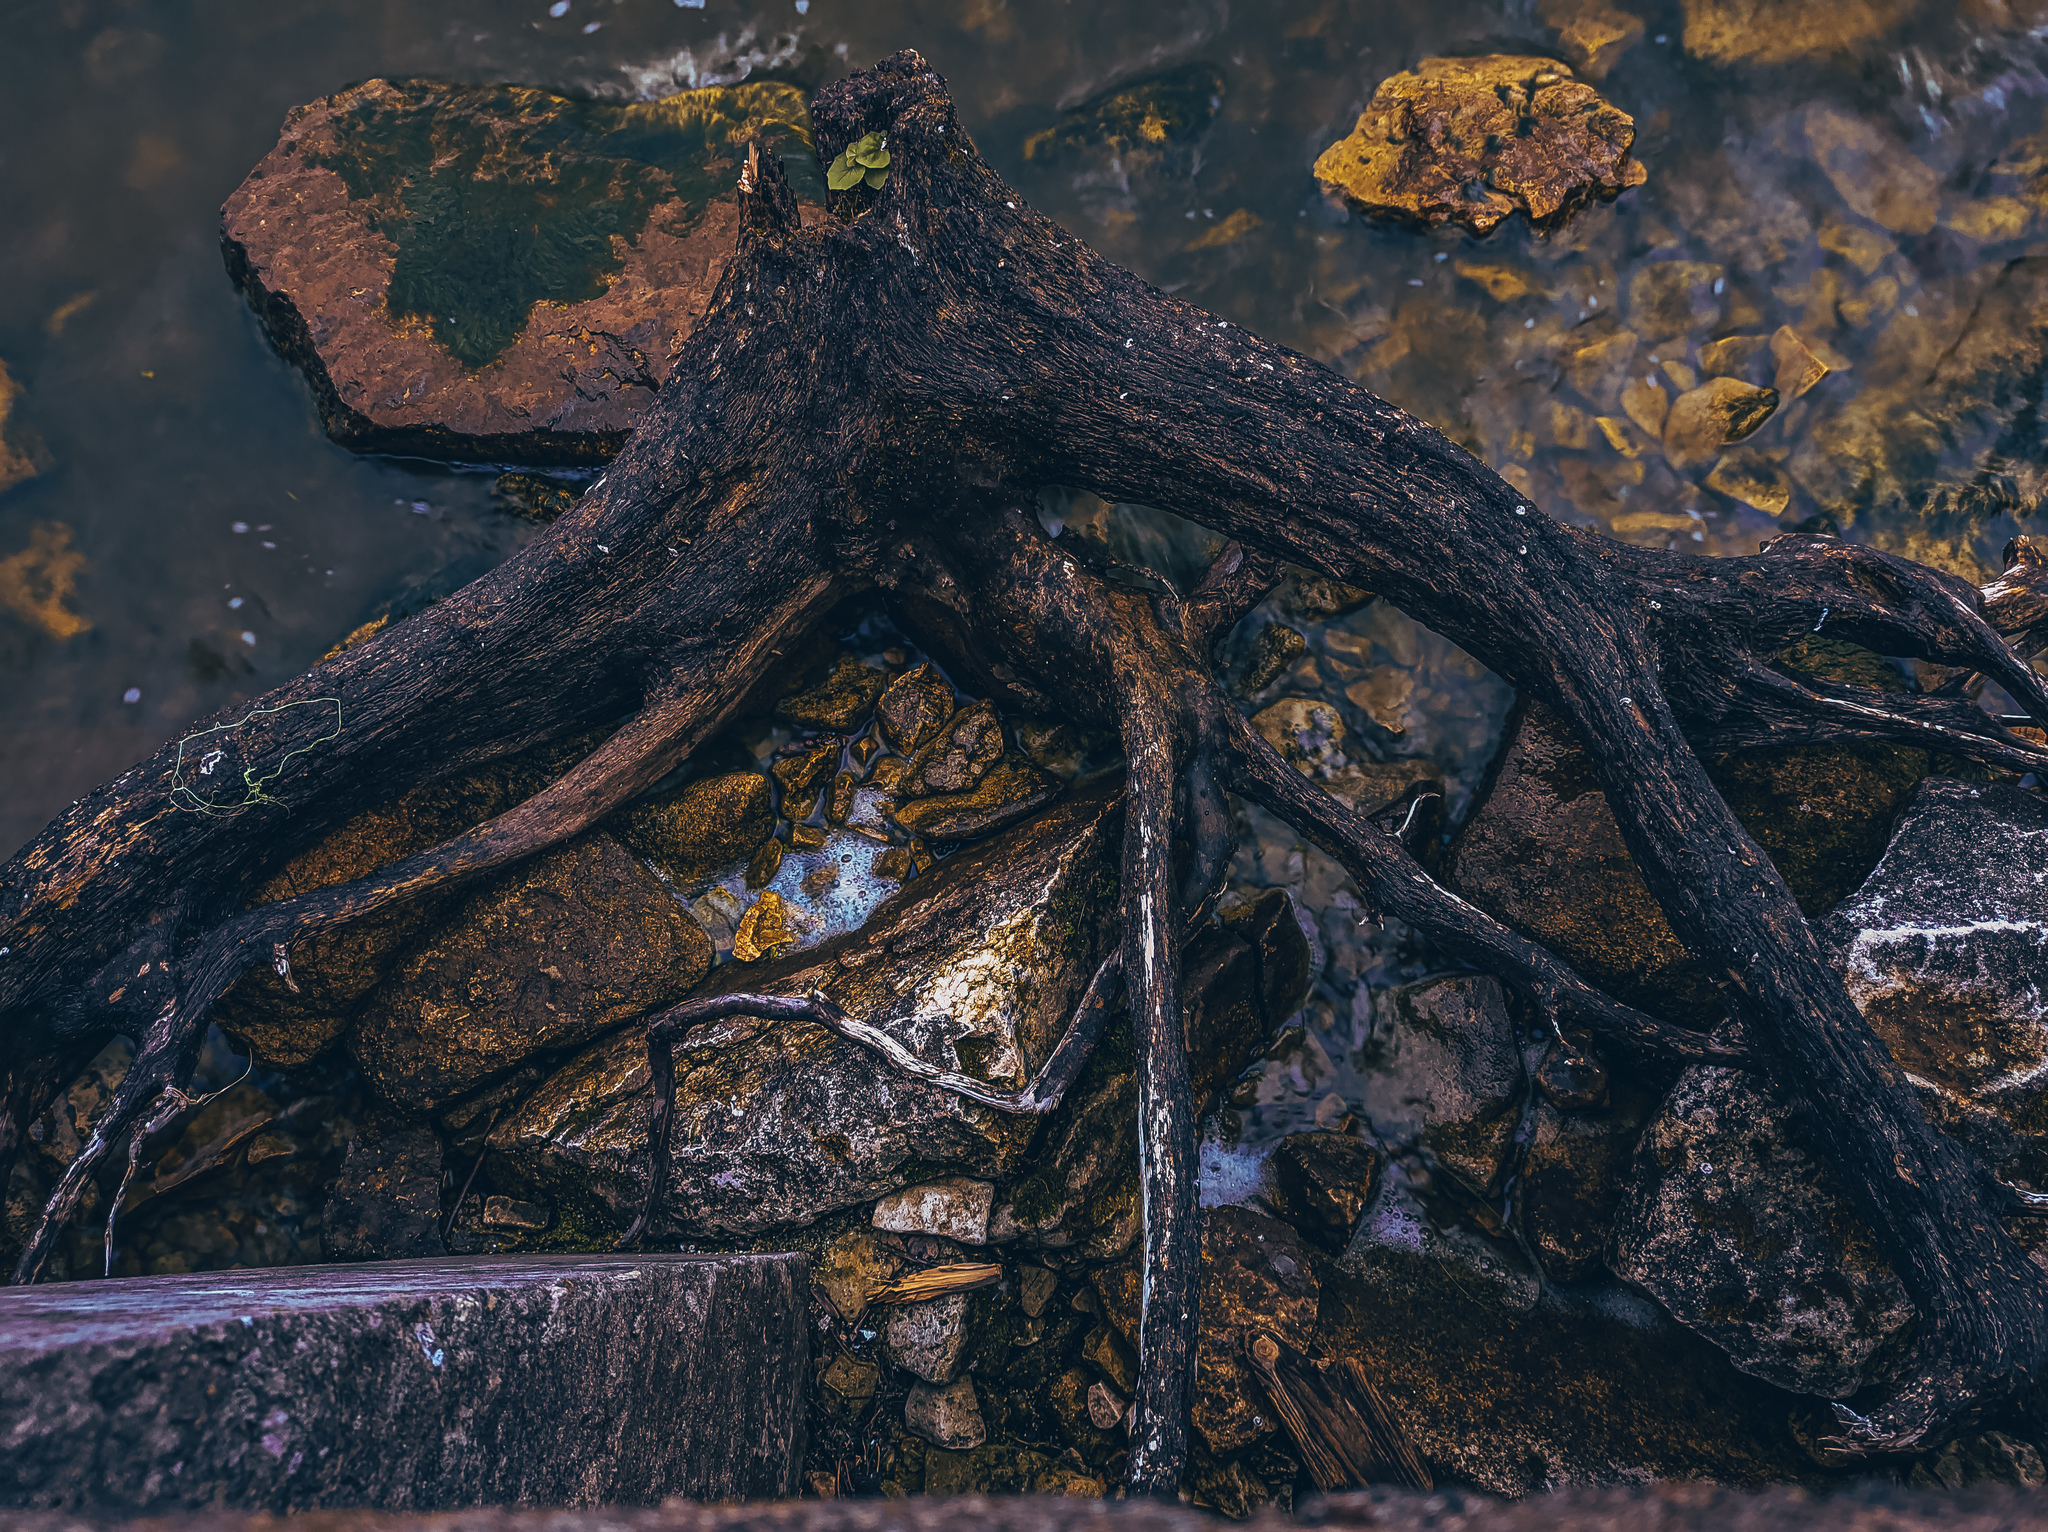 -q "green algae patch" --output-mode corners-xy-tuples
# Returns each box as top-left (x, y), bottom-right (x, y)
(309, 80), (812, 369)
